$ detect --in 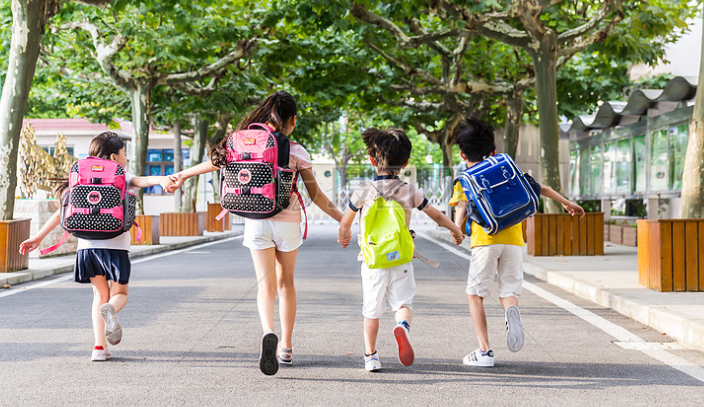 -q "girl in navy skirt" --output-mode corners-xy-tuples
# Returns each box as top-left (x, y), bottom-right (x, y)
(19, 132), (172, 361)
